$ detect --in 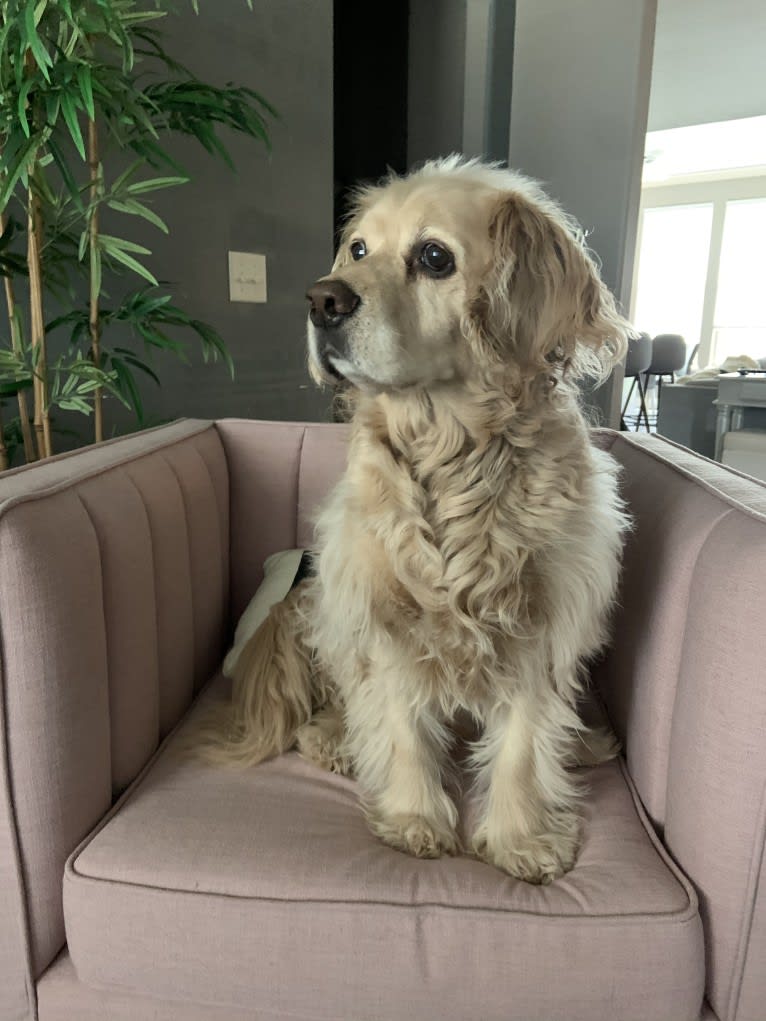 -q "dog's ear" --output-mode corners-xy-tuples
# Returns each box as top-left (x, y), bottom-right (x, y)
(472, 191), (631, 381)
